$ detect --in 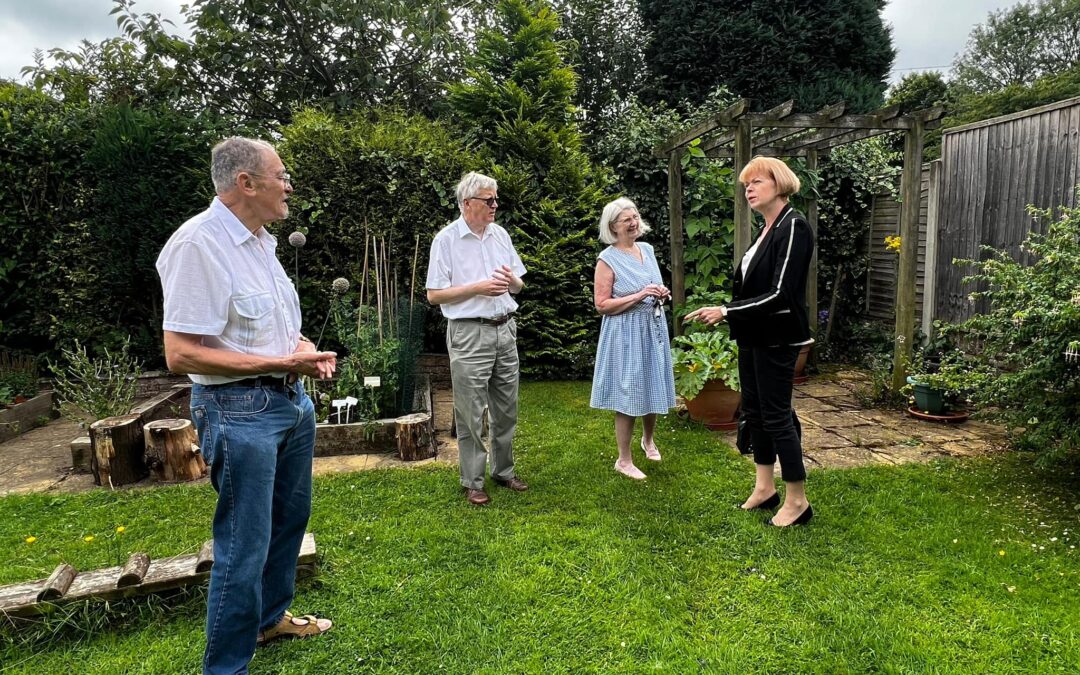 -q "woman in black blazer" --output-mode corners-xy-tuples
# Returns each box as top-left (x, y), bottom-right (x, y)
(685, 156), (815, 527)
